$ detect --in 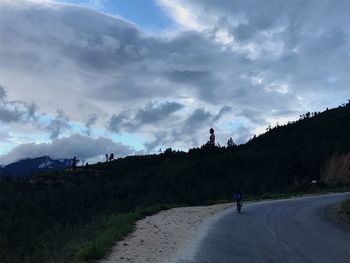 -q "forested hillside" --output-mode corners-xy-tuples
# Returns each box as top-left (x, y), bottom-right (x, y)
(0, 101), (349, 262)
